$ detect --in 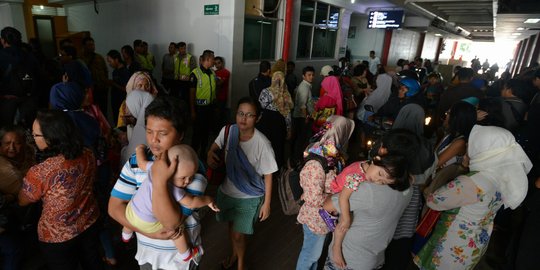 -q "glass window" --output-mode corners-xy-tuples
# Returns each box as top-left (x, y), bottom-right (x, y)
(243, 18), (276, 61)
(315, 2), (328, 26)
(297, 25), (313, 58)
(300, 0), (315, 23)
(297, 1), (340, 59)
(328, 7), (340, 28)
